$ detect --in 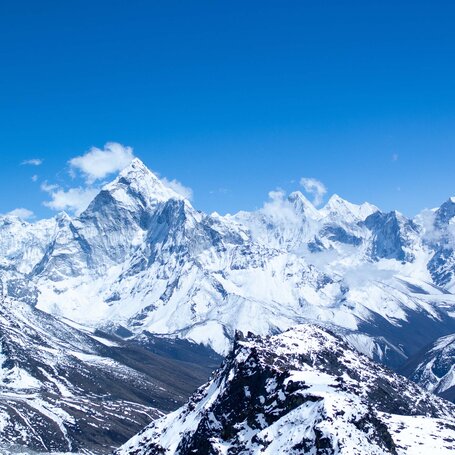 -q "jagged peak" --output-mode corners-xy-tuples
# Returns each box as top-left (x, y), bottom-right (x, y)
(119, 157), (154, 177)
(288, 190), (313, 205)
(327, 193), (347, 205)
(287, 191), (320, 218)
(99, 158), (188, 208)
(321, 193), (378, 221)
(434, 197), (455, 226)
